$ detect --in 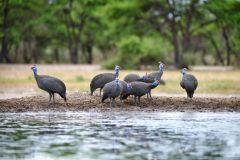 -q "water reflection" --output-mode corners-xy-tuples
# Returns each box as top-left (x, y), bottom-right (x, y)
(0, 112), (240, 160)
